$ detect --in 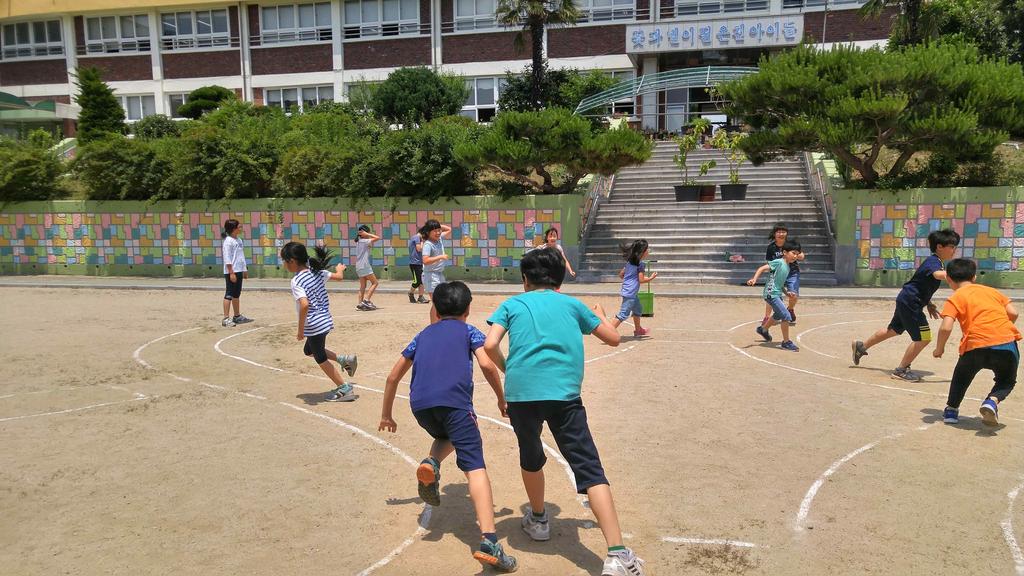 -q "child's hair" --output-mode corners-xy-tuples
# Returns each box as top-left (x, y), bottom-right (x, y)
(782, 239), (801, 253)
(621, 239), (649, 266)
(419, 219), (441, 237)
(946, 258), (977, 282)
(769, 223), (788, 239)
(521, 246), (566, 288)
(353, 224), (371, 243)
(928, 229), (961, 252)
(279, 241), (334, 273)
(221, 218), (240, 239)
(432, 281), (472, 317)
(544, 227), (559, 242)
